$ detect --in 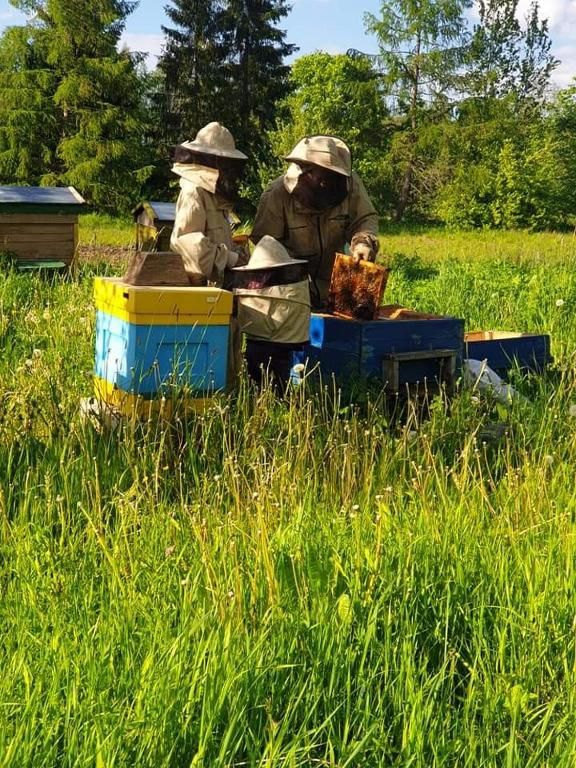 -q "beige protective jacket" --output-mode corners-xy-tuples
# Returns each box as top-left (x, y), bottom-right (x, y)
(251, 171), (378, 303)
(235, 281), (311, 344)
(170, 169), (239, 285)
